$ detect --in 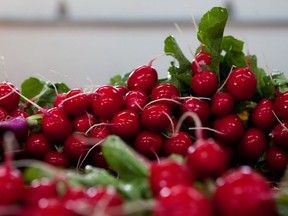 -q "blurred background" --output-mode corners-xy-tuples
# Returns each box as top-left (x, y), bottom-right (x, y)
(0, 0), (287, 88)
